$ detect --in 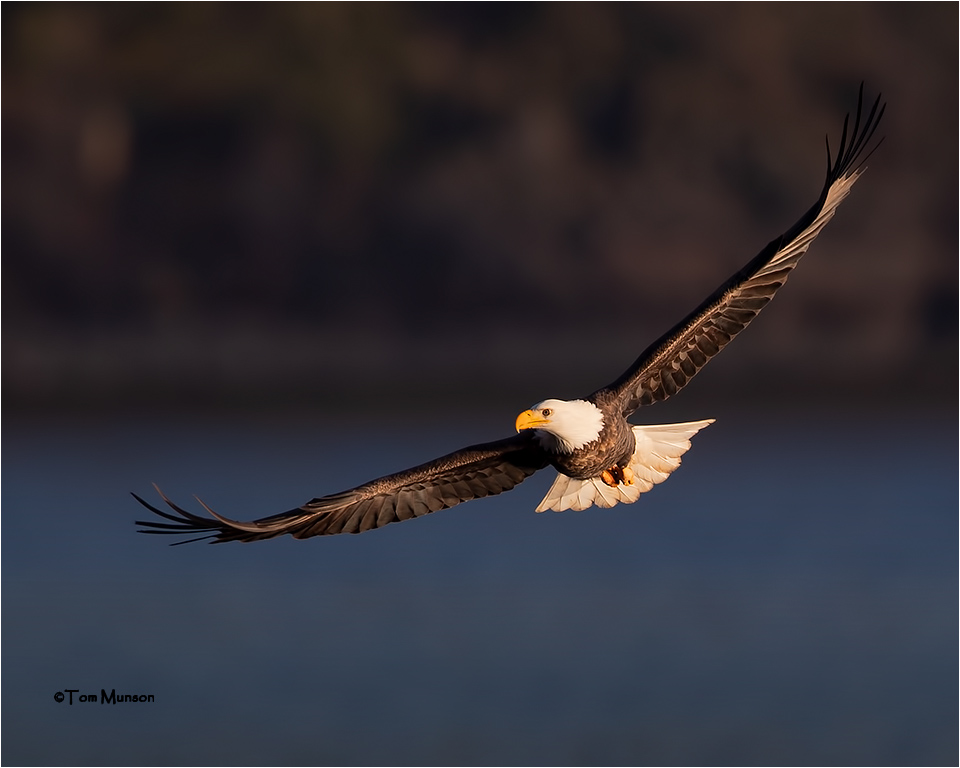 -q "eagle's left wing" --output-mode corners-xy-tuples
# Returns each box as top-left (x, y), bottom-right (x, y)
(596, 85), (884, 417)
(135, 433), (549, 543)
